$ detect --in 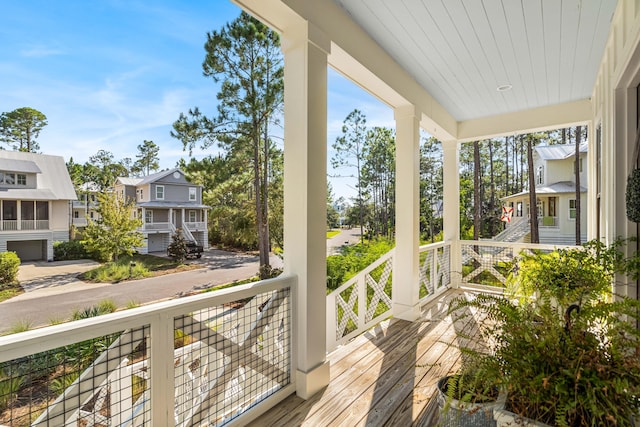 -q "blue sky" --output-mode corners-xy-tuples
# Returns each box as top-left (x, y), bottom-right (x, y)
(0, 0), (394, 201)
